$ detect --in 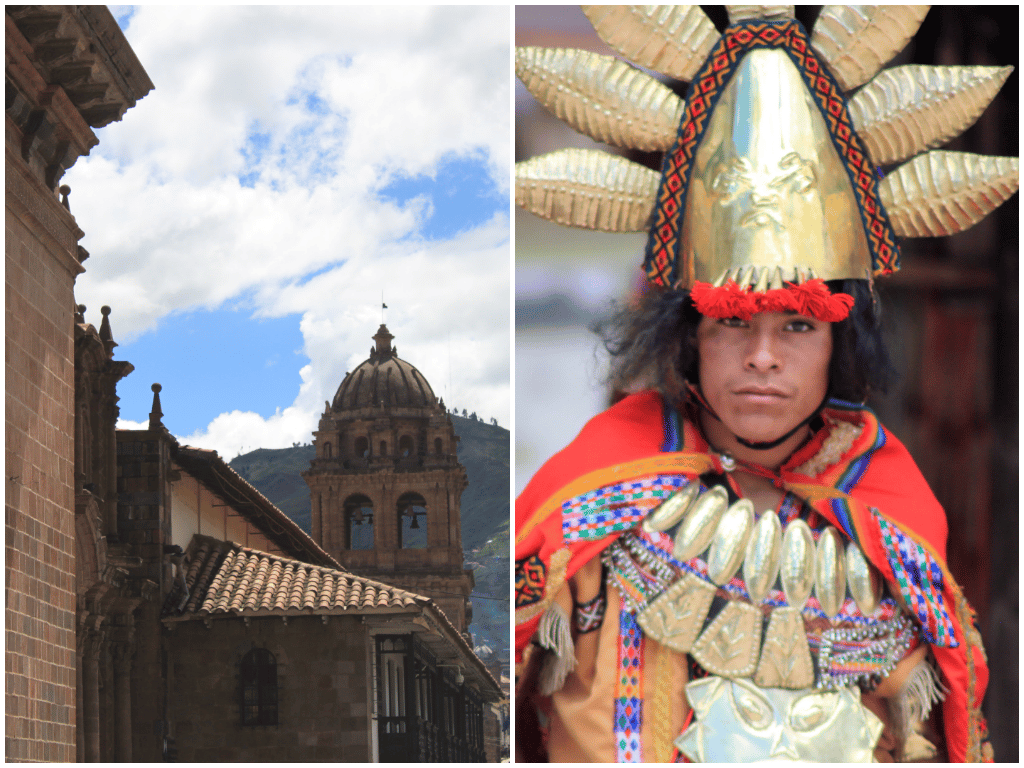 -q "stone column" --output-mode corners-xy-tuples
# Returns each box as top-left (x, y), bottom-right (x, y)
(82, 630), (104, 762)
(112, 640), (134, 762)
